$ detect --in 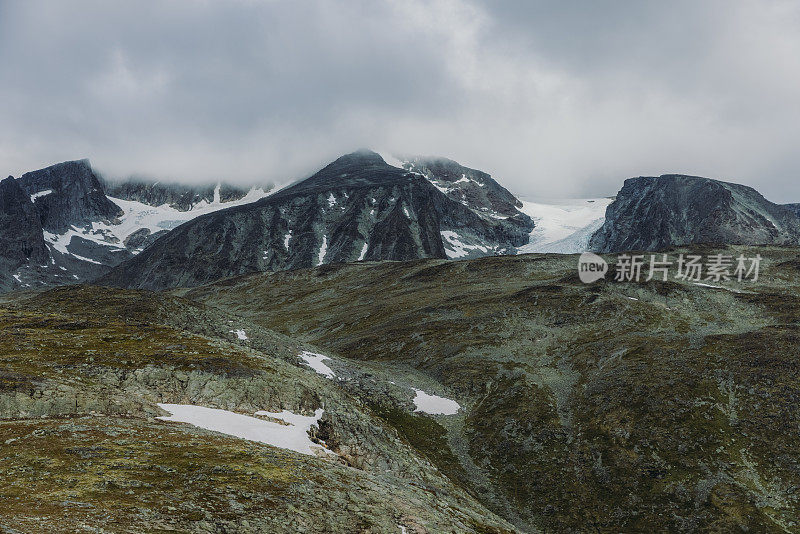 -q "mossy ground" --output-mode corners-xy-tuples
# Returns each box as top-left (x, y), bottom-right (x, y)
(1, 416), (301, 531)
